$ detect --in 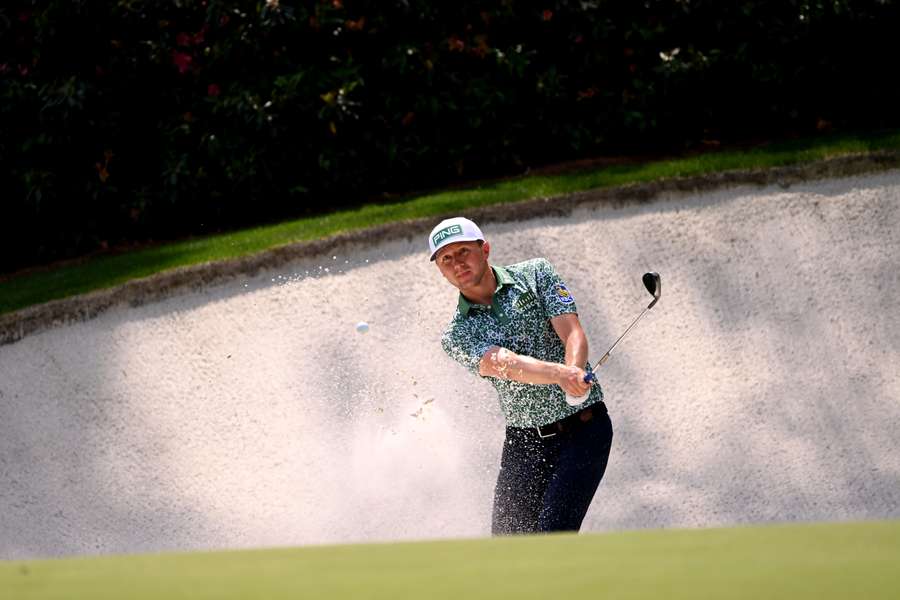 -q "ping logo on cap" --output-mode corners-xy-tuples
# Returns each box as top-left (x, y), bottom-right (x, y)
(432, 224), (463, 246)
